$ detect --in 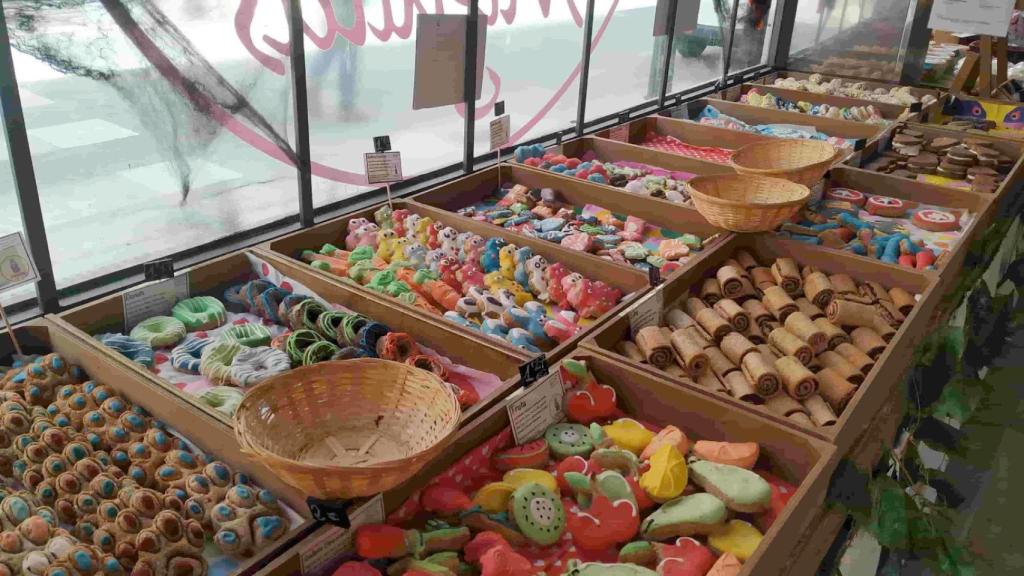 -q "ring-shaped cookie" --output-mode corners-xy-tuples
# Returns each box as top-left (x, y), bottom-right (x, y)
(129, 317), (187, 348)
(229, 347), (292, 387)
